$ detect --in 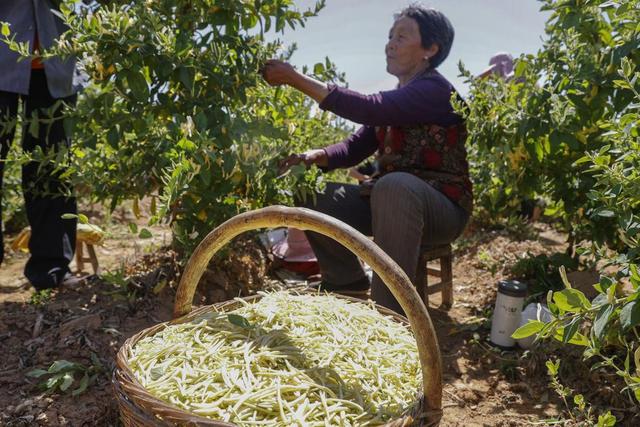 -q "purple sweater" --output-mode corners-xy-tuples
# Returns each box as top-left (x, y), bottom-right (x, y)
(319, 71), (463, 170)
